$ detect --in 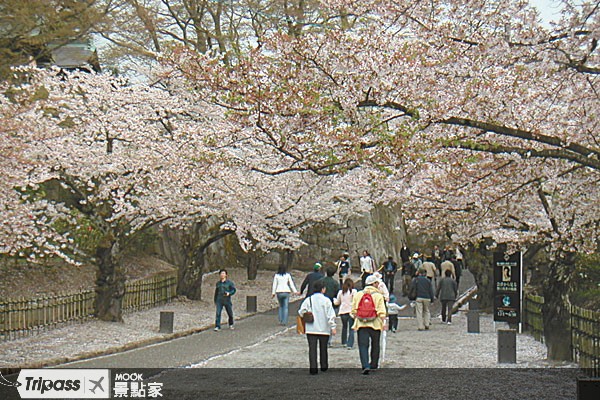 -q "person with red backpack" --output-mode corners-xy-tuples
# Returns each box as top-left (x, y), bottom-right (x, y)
(351, 274), (387, 375)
